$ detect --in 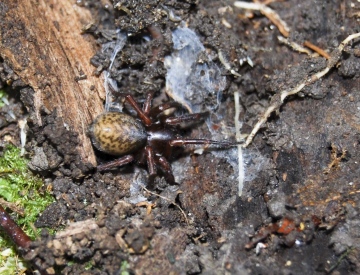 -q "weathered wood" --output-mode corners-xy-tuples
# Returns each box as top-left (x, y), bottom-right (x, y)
(0, 0), (105, 165)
